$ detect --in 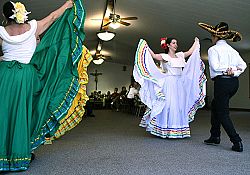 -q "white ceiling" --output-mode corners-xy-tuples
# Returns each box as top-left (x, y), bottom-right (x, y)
(1, 0), (250, 65)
